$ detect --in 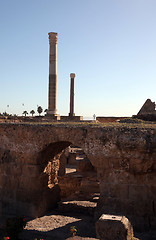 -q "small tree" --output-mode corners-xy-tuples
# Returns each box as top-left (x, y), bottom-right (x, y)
(37, 106), (43, 116)
(23, 111), (28, 117)
(30, 110), (35, 116)
(3, 112), (8, 116)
